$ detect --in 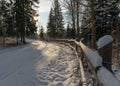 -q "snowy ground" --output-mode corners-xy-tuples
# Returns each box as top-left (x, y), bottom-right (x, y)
(0, 40), (80, 86)
(112, 64), (120, 81)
